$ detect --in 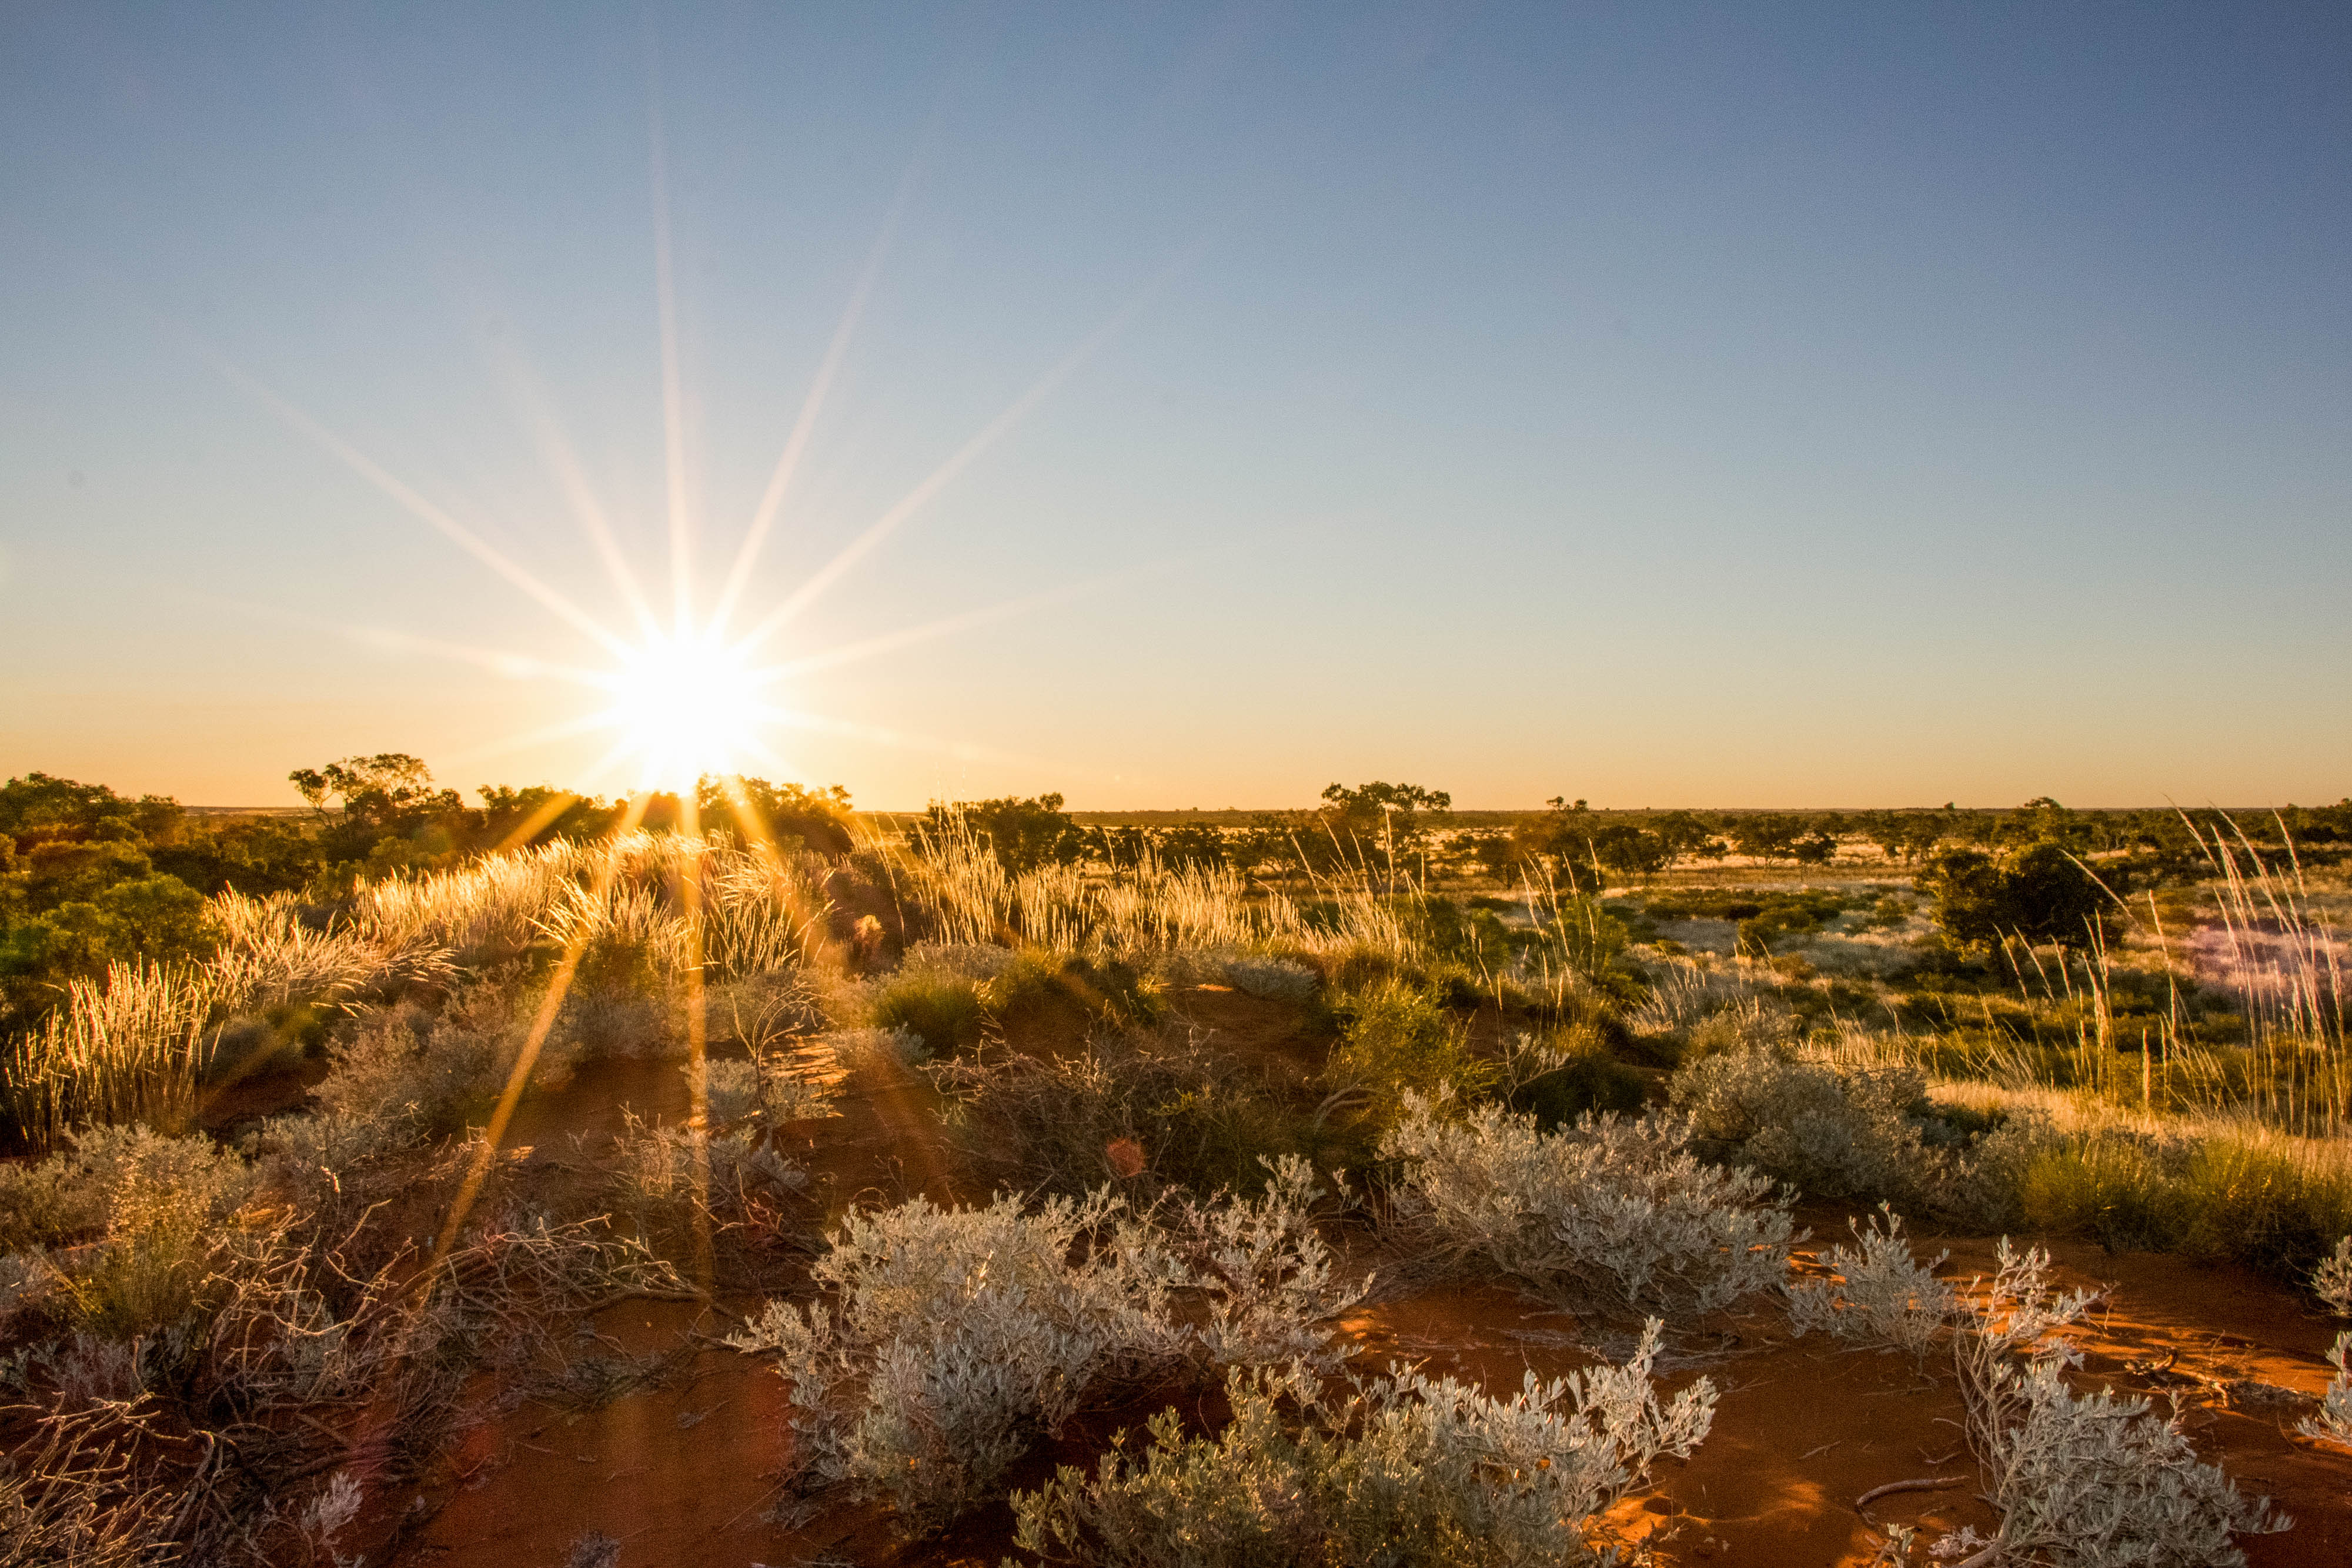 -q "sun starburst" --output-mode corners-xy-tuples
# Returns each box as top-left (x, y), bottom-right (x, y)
(591, 625), (771, 793)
